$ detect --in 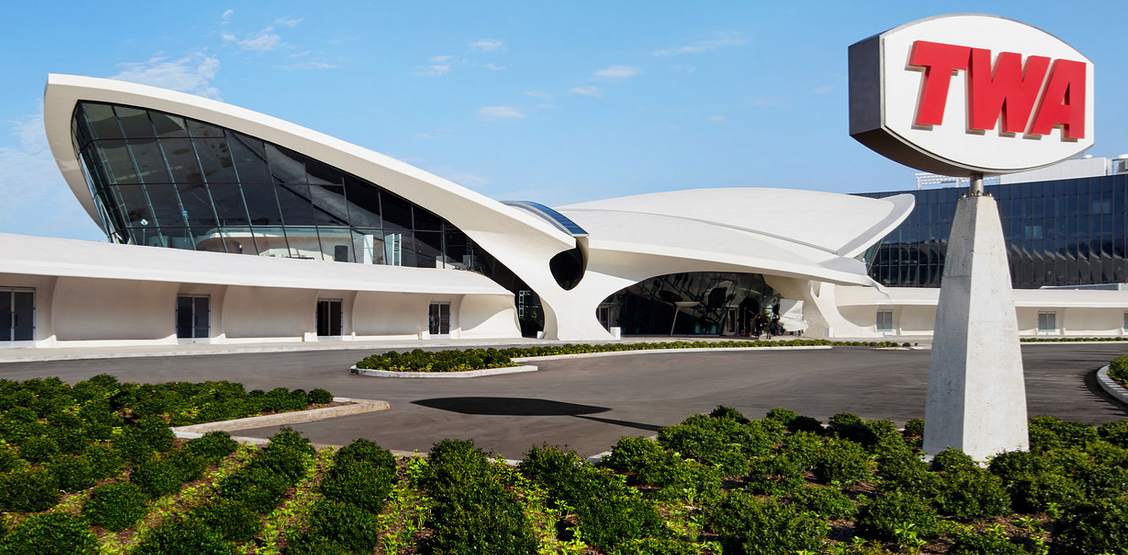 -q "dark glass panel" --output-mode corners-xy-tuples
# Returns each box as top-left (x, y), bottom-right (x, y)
(276, 184), (315, 225)
(310, 185), (349, 225)
(79, 147), (110, 191)
(144, 183), (184, 228)
(161, 138), (204, 185)
(318, 228), (353, 262)
(193, 138), (238, 183)
(163, 228), (197, 251)
(414, 207), (442, 231)
(110, 185), (154, 226)
(128, 139), (172, 184)
(414, 231), (443, 268)
(187, 119), (224, 138)
(306, 159), (343, 185)
(127, 226), (165, 247)
(150, 112), (189, 138)
(97, 140), (139, 183)
(209, 185), (251, 226)
(381, 192), (412, 231)
(72, 107), (94, 151)
(241, 185), (284, 226)
(83, 103), (123, 140)
(115, 106), (155, 138)
(177, 296), (193, 338)
(177, 183), (218, 227)
(398, 233), (419, 268)
(11, 292), (33, 342)
(265, 143), (306, 183)
(351, 228), (385, 264)
(343, 175), (380, 227)
(227, 132), (271, 183)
